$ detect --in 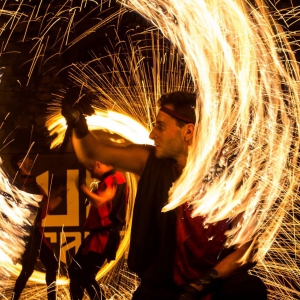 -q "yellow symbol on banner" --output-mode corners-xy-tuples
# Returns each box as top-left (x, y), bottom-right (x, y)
(39, 170), (80, 227)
